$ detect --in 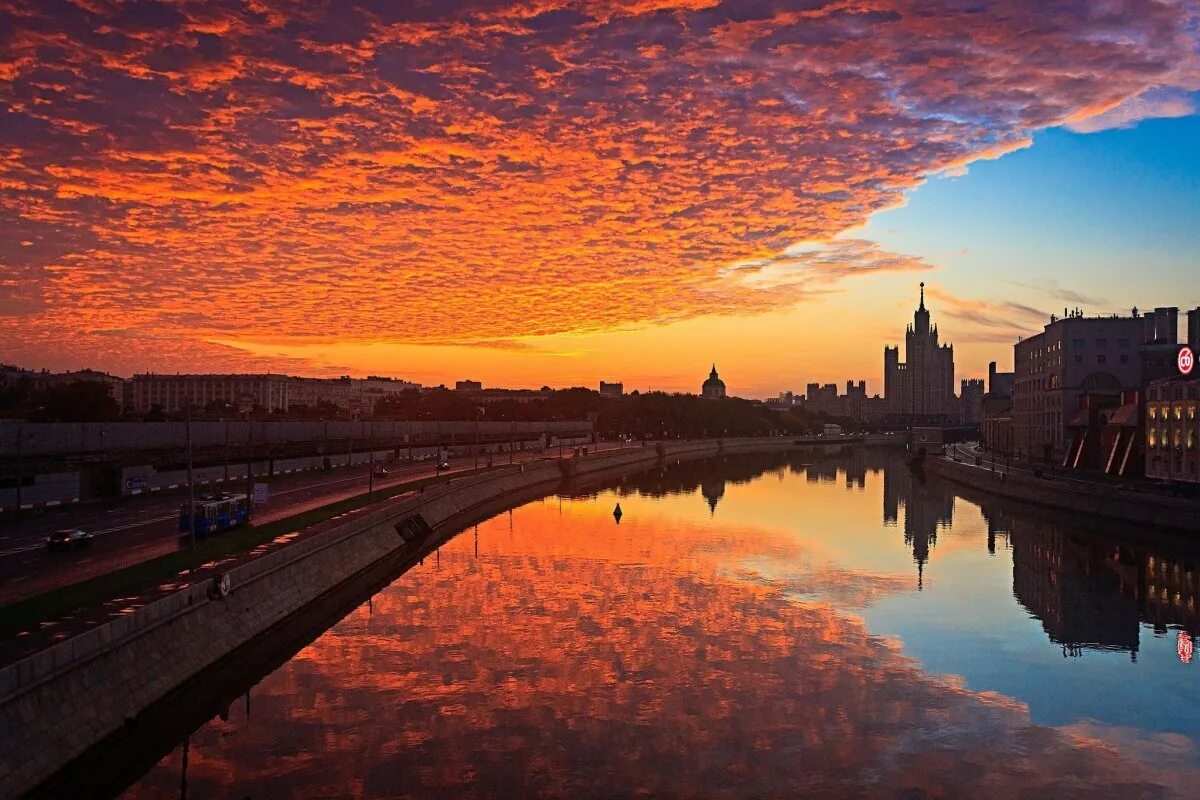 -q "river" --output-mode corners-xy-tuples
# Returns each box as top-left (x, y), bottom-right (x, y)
(117, 446), (1199, 798)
